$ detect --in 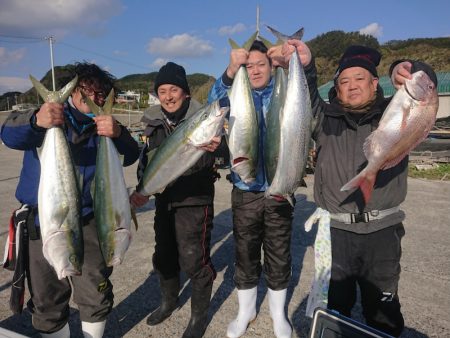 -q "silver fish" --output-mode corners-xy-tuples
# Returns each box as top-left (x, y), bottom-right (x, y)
(83, 90), (132, 267)
(31, 75), (83, 279)
(265, 26), (313, 206)
(227, 34), (259, 184)
(138, 100), (228, 196)
(264, 66), (287, 184)
(341, 70), (439, 203)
